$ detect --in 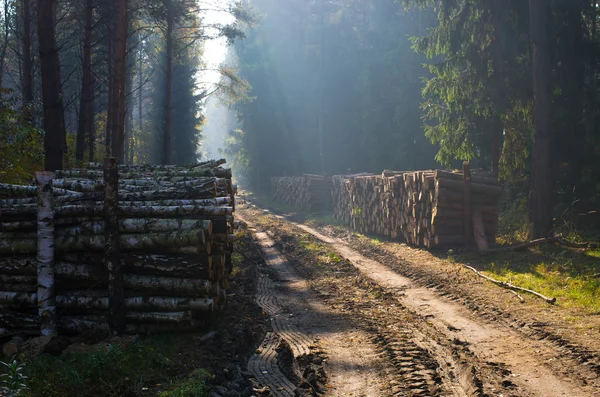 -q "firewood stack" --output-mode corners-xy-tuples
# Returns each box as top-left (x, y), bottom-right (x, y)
(0, 159), (237, 335)
(331, 168), (501, 248)
(270, 174), (333, 210)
